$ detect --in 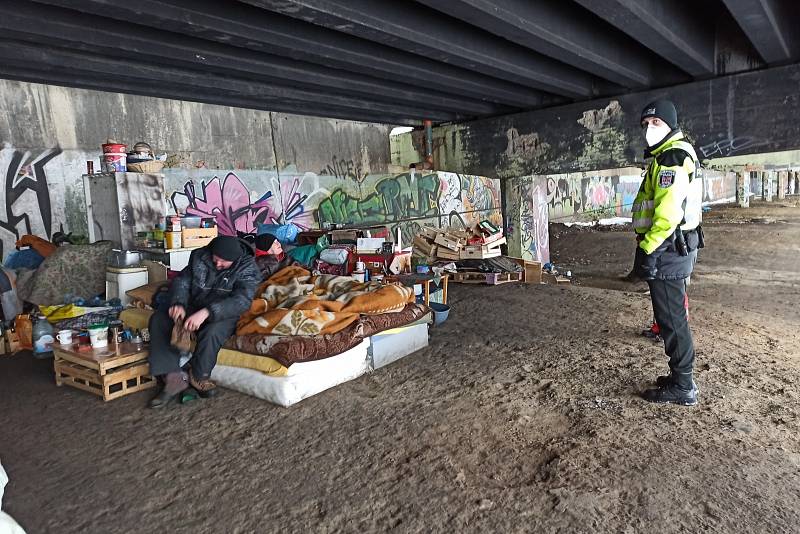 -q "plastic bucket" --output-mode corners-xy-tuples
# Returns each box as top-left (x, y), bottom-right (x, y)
(102, 152), (127, 172)
(429, 302), (450, 326)
(89, 327), (109, 348)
